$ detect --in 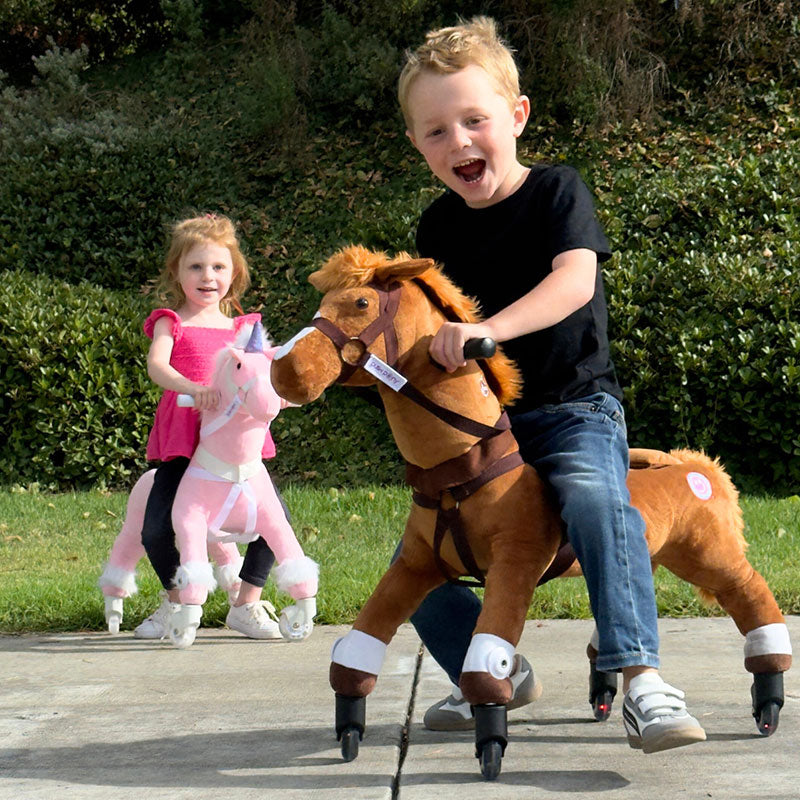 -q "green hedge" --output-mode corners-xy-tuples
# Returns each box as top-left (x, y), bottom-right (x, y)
(0, 270), (156, 489)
